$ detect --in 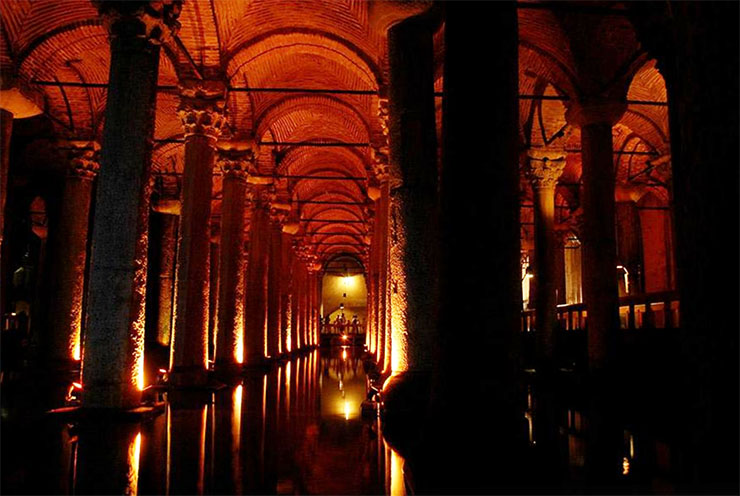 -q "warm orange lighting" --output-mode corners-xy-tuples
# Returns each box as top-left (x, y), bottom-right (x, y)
(344, 399), (350, 420)
(390, 446), (406, 496)
(132, 311), (146, 391)
(72, 382), (82, 389)
(126, 432), (142, 495)
(233, 385), (242, 448)
(342, 349), (347, 360)
(235, 333), (244, 364)
(71, 329), (81, 361)
(341, 334), (348, 341)
(622, 456), (630, 475)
